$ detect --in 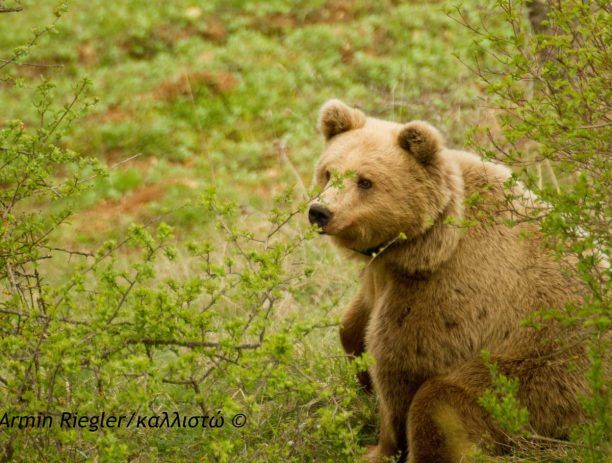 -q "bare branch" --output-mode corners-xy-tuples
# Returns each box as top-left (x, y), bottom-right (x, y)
(133, 338), (261, 350)
(0, 6), (23, 13)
